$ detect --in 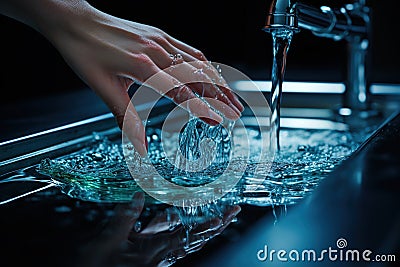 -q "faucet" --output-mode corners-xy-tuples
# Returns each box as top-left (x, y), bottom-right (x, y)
(263, 0), (373, 116)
